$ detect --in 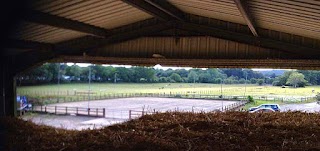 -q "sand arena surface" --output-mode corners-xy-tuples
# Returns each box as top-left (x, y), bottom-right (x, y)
(24, 97), (237, 130)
